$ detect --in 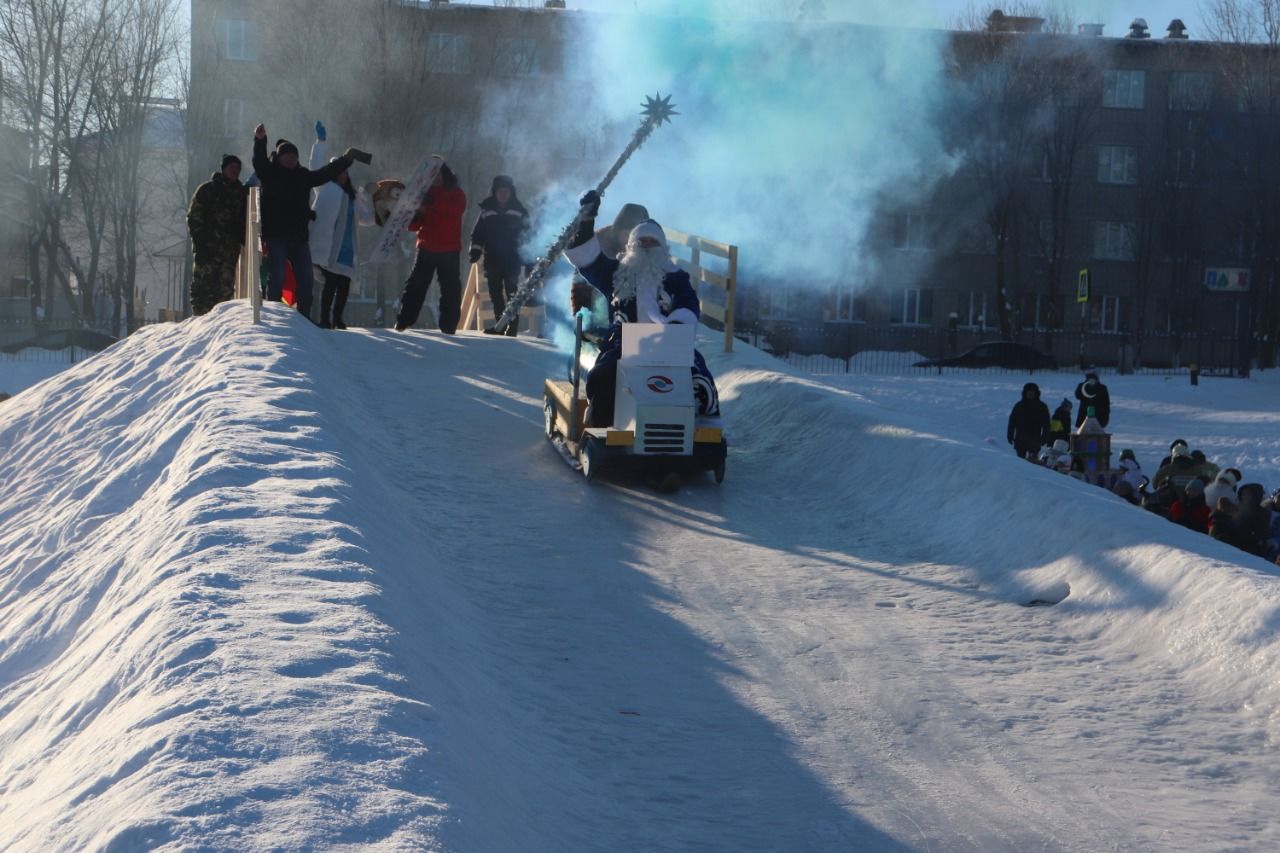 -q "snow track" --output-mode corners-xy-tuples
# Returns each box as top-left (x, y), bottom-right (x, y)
(2, 302), (1279, 851)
